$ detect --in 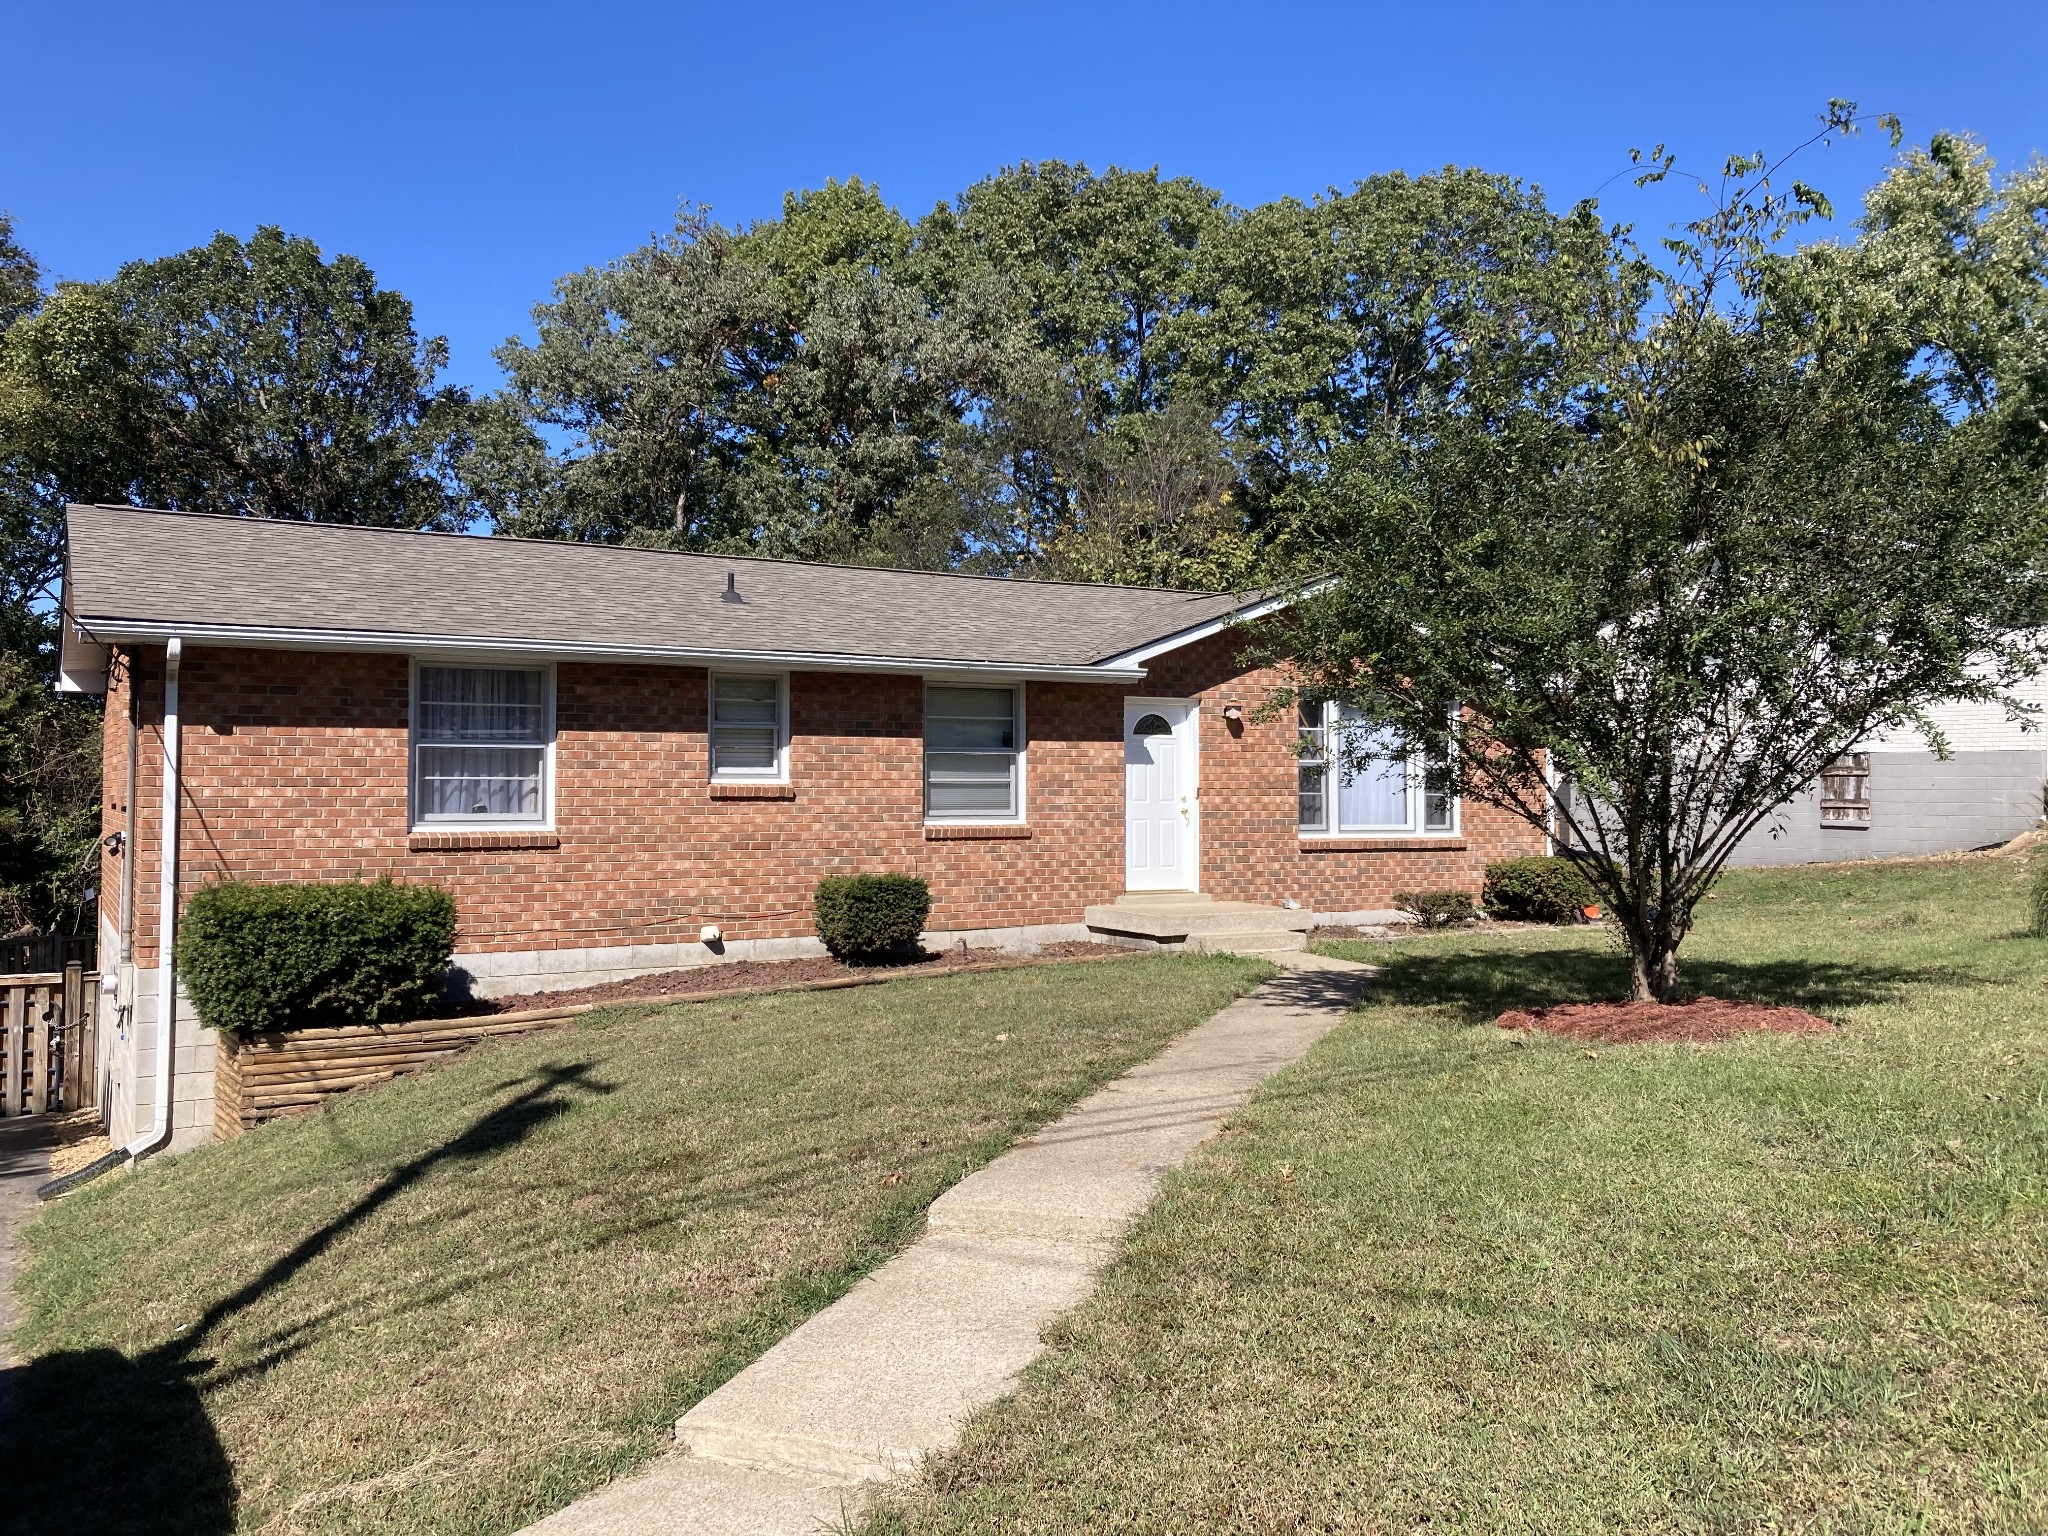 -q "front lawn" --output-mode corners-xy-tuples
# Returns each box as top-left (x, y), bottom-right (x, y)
(6, 953), (1271, 1536)
(864, 858), (2048, 1534)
